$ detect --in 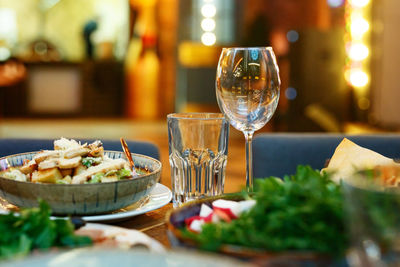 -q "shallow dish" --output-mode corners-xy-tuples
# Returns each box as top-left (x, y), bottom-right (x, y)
(0, 151), (161, 215)
(166, 195), (334, 265)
